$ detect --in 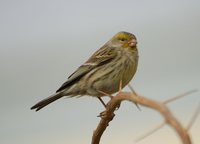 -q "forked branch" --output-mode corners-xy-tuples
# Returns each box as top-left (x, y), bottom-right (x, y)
(92, 90), (198, 144)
